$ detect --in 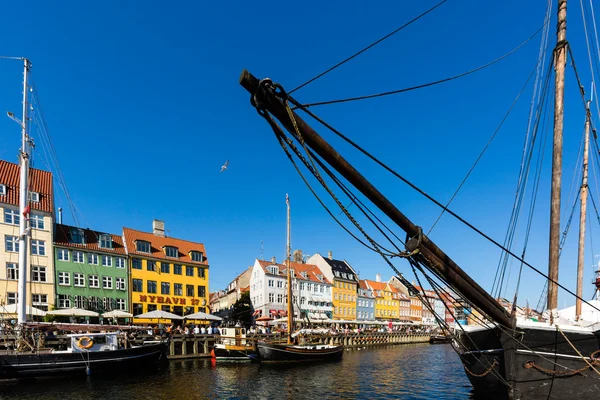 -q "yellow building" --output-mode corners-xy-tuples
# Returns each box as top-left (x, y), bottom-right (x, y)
(365, 279), (399, 320)
(123, 221), (209, 324)
(307, 252), (358, 320)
